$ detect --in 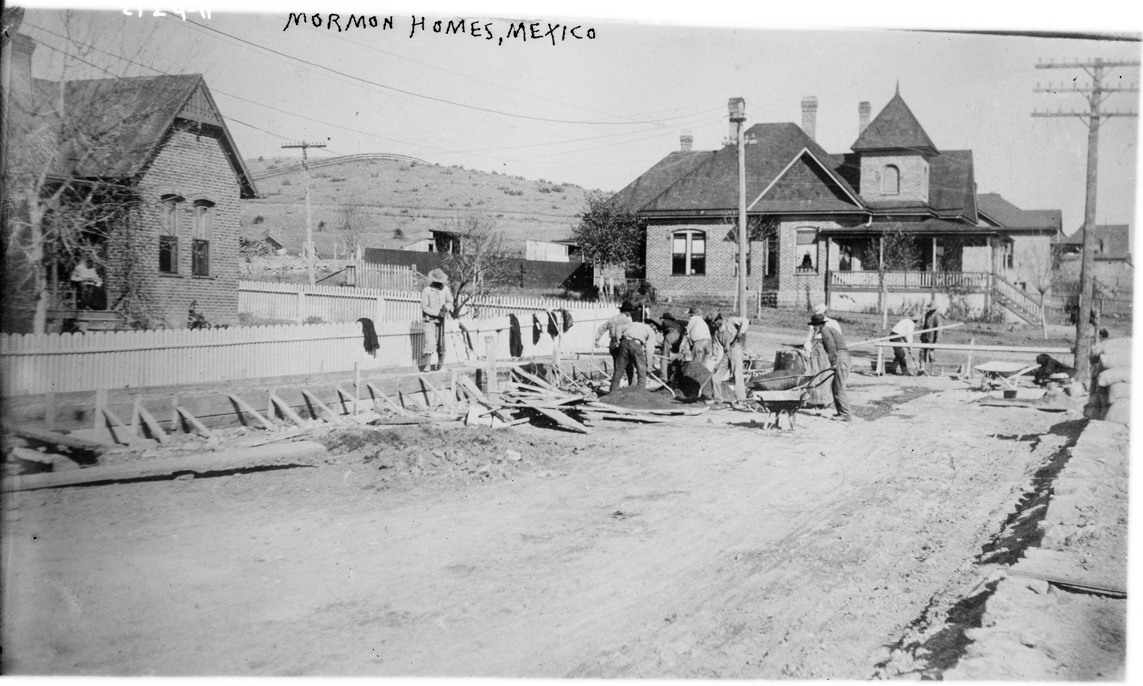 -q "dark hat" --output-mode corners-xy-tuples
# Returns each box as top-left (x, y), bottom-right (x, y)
(661, 311), (675, 320)
(809, 313), (827, 326)
(619, 300), (634, 312)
